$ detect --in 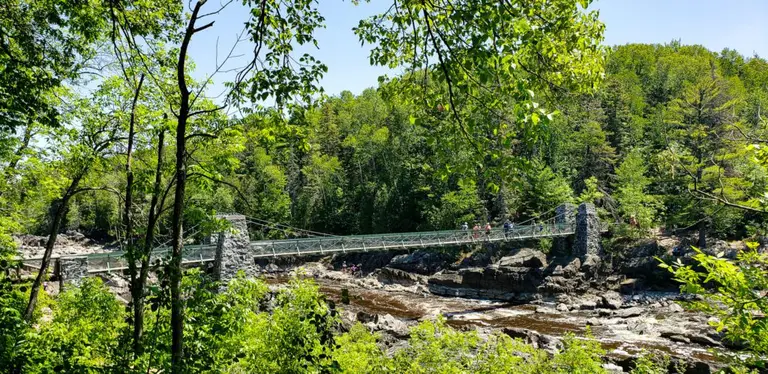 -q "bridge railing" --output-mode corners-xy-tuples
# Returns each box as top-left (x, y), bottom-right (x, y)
(247, 223), (574, 258)
(83, 244), (217, 273)
(21, 222), (576, 273)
